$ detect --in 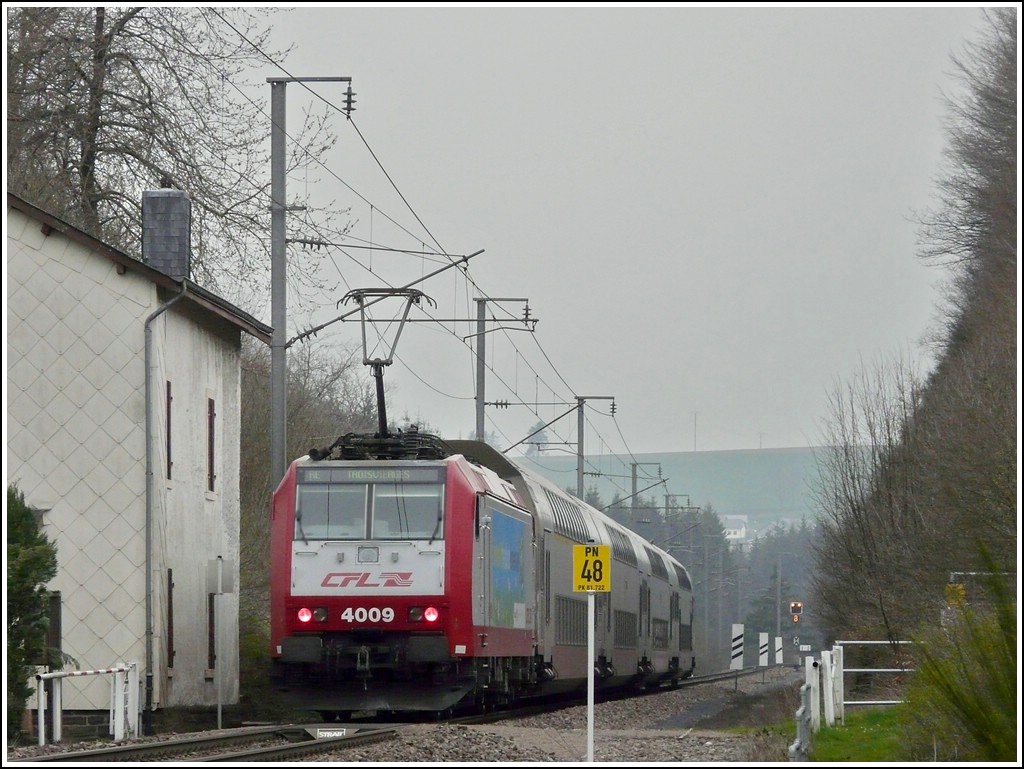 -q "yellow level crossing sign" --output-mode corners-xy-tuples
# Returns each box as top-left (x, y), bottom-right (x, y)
(573, 545), (611, 592)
